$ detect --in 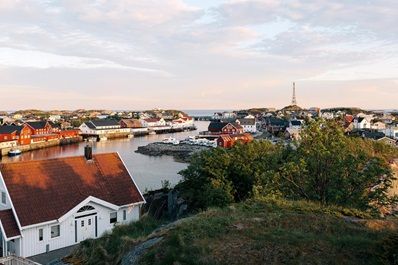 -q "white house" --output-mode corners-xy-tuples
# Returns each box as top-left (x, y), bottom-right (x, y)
(0, 150), (145, 258)
(320, 112), (334, 120)
(48, 115), (61, 122)
(222, 112), (237, 120)
(285, 127), (301, 140)
(385, 126), (398, 139)
(171, 116), (194, 129)
(353, 117), (371, 130)
(79, 120), (130, 136)
(140, 118), (166, 128)
(371, 121), (386, 131)
(236, 118), (257, 133)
